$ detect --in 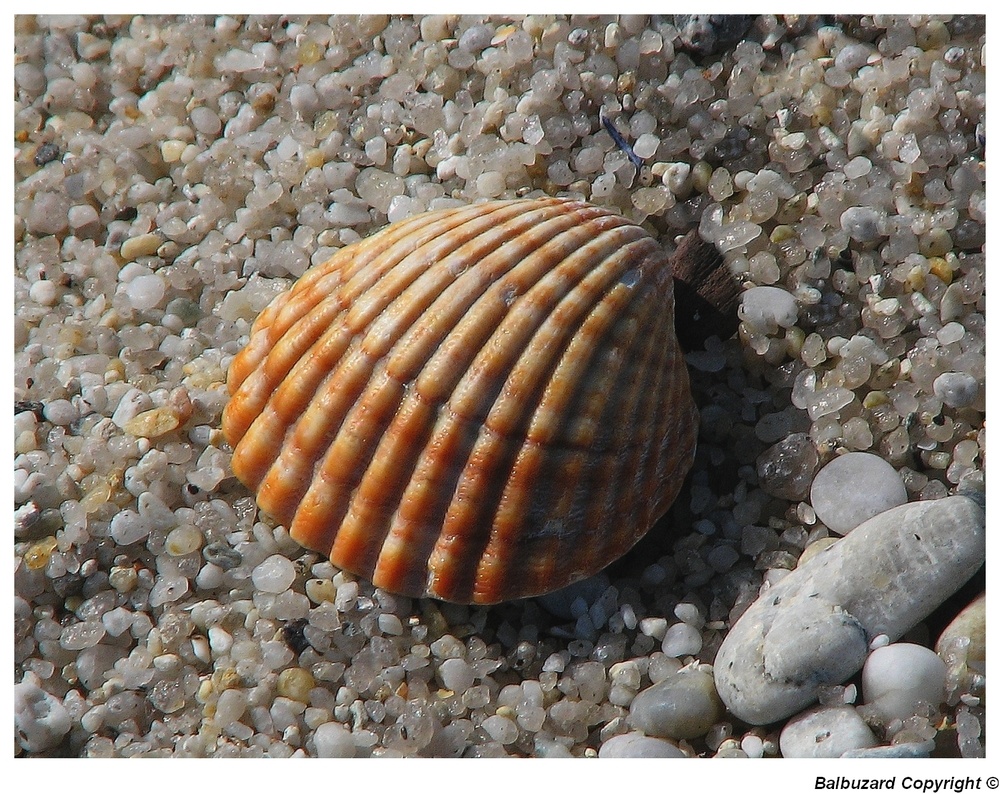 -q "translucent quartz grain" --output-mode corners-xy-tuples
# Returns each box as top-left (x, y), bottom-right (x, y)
(251, 555), (296, 594)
